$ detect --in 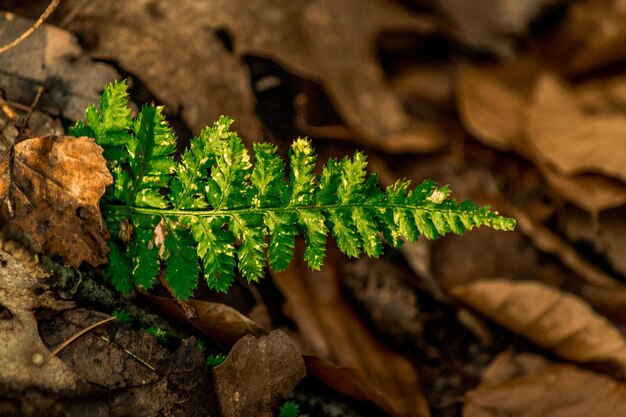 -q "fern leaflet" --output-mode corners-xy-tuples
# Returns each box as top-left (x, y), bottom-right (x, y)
(72, 81), (516, 300)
